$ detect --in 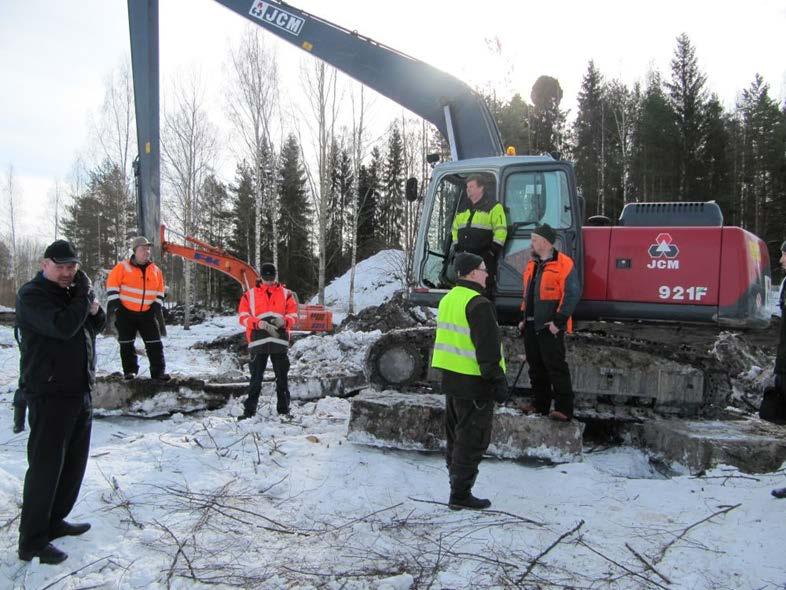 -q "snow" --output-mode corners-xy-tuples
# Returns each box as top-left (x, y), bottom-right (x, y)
(0, 259), (785, 588)
(0, 305), (13, 312)
(310, 249), (406, 324)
